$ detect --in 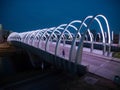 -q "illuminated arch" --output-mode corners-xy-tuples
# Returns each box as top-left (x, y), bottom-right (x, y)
(27, 30), (40, 45)
(38, 27), (56, 50)
(31, 28), (48, 47)
(7, 32), (20, 41)
(7, 14), (111, 63)
(95, 15), (111, 44)
(23, 31), (35, 44)
(55, 20), (93, 57)
(69, 15), (111, 63)
(54, 24), (76, 56)
(74, 14), (111, 66)
(45, 24), (67, 52)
